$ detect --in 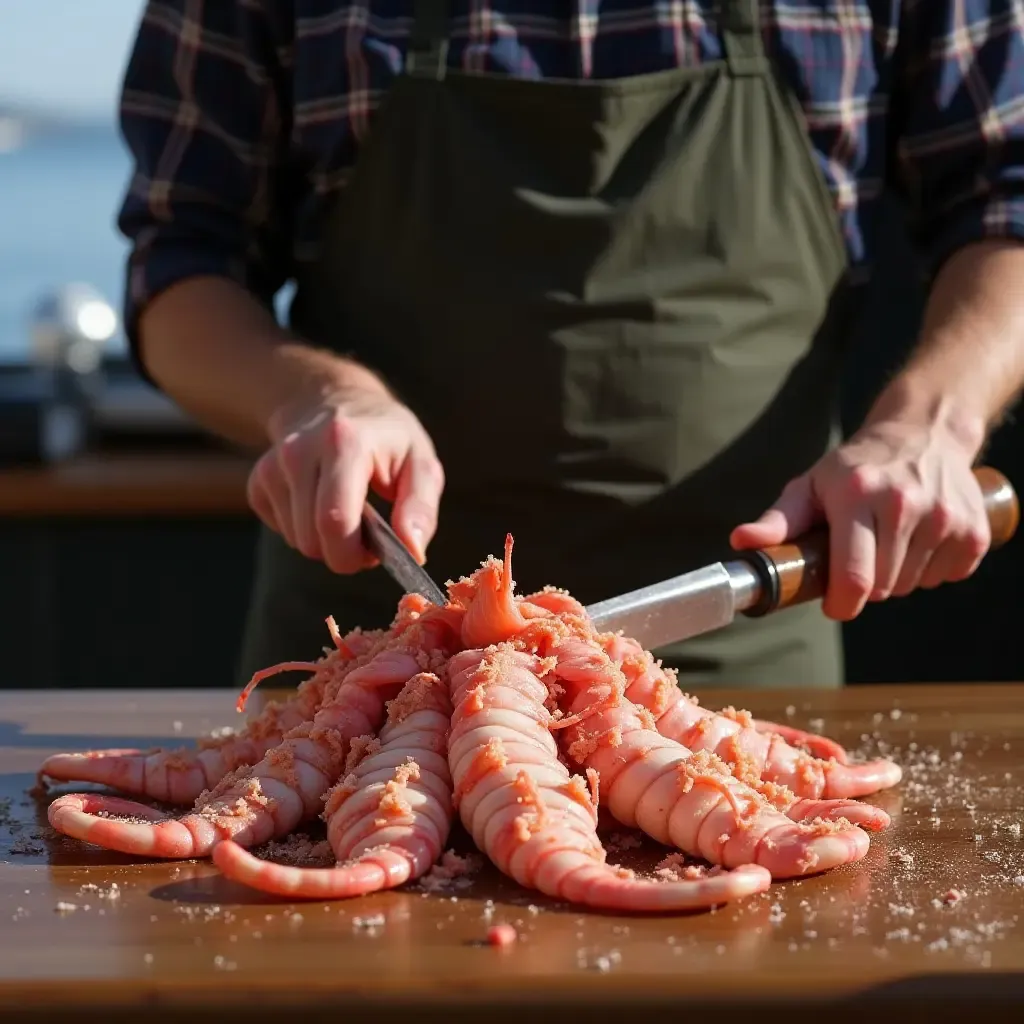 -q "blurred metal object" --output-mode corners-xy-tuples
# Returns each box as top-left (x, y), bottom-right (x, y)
(27, 283), (201, 437)
(29, 282), (117, 376)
